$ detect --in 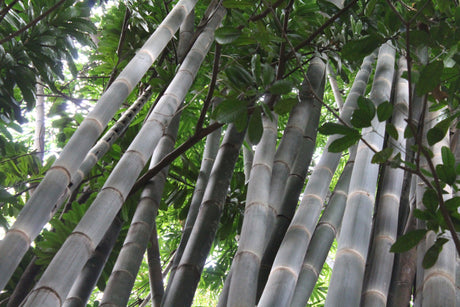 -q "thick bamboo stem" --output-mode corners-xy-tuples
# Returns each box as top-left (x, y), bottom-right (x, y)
(147, 223), (164, 307)
(161, 122), (245, 307)
(62, 217), (122, 307)
(290, 146), (356, 307)
(326, 63), (344, 111)
(165, 100), (222, 291)
(177, 10), (195, 62)
(34, 82), (45, 162)
(361, 56), (409, 307)
(324, 43), (395, 307)
(257, 59), (325, 298)
(100, 113), (180, 307)
(227, 113), (278, 307)
(20, 8), (222, 306)
(257, 52), (376, 306)
(0, 0), (197, 290)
